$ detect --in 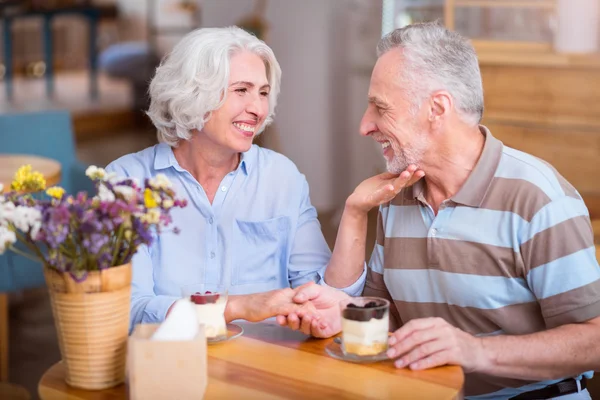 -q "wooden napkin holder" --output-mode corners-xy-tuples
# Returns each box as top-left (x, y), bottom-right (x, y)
(127, 323), (207, 400)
